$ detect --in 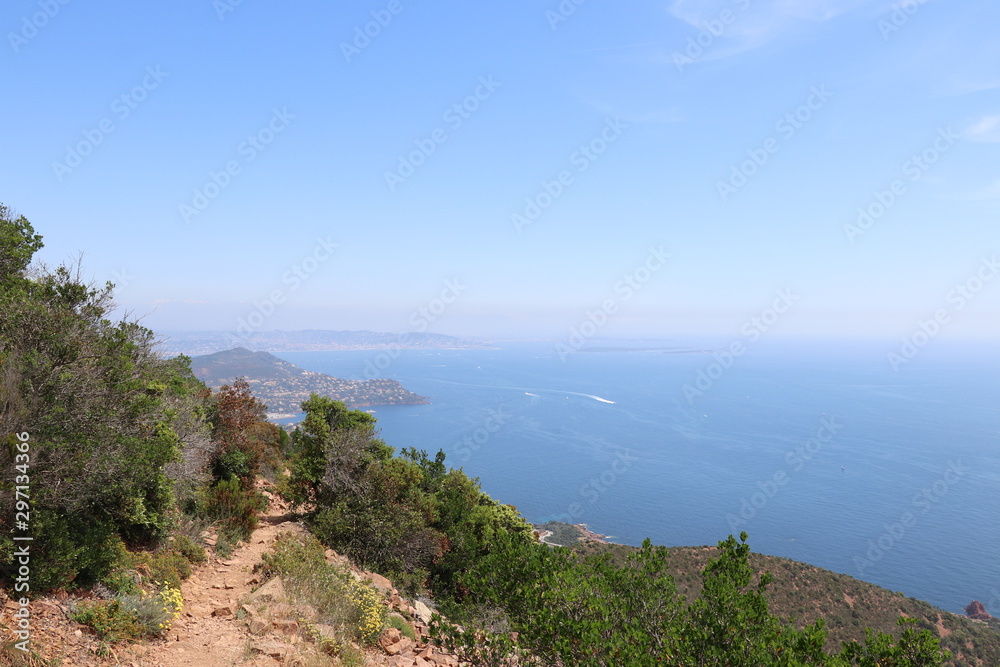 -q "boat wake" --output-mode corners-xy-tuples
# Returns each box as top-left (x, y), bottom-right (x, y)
(560, 390), (616, 404)
(419, 378), (616, 404)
